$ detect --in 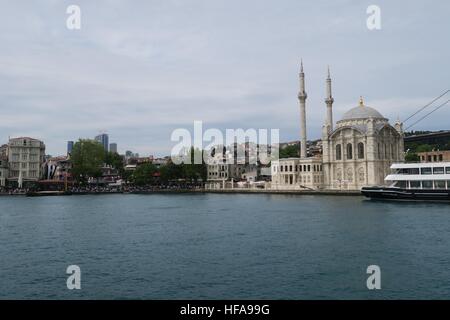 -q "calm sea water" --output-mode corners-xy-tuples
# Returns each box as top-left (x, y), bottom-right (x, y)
(1, 193), (450, 299)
